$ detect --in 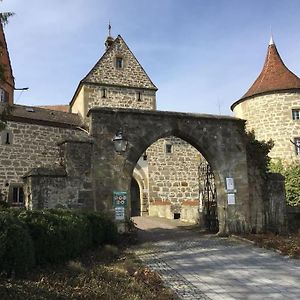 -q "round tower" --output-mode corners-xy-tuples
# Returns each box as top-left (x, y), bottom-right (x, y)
(231, 37), (300, 162)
